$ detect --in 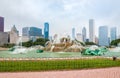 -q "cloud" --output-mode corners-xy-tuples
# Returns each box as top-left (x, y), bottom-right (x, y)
(0, 0), (120, 37)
